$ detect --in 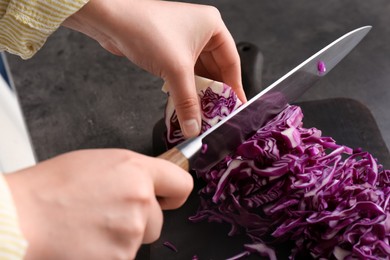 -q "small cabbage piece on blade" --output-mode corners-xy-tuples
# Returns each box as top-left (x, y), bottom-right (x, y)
(163, 77), (390, 259)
